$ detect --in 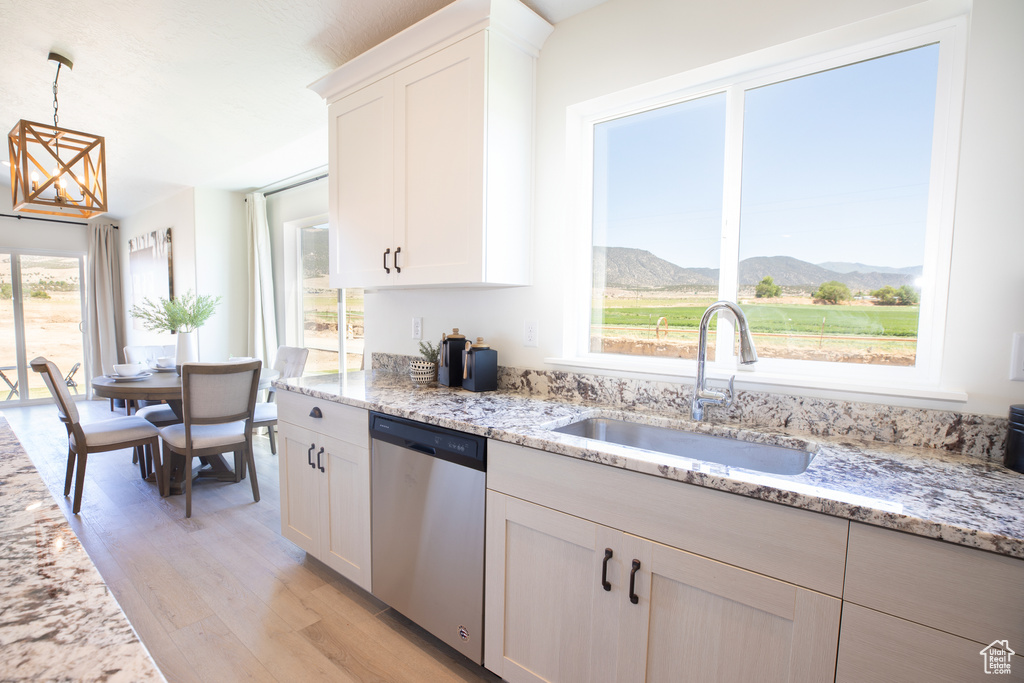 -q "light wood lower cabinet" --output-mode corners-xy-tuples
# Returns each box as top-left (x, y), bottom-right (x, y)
(277, 394), (371, 591)
(485, 491), (841, 682)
